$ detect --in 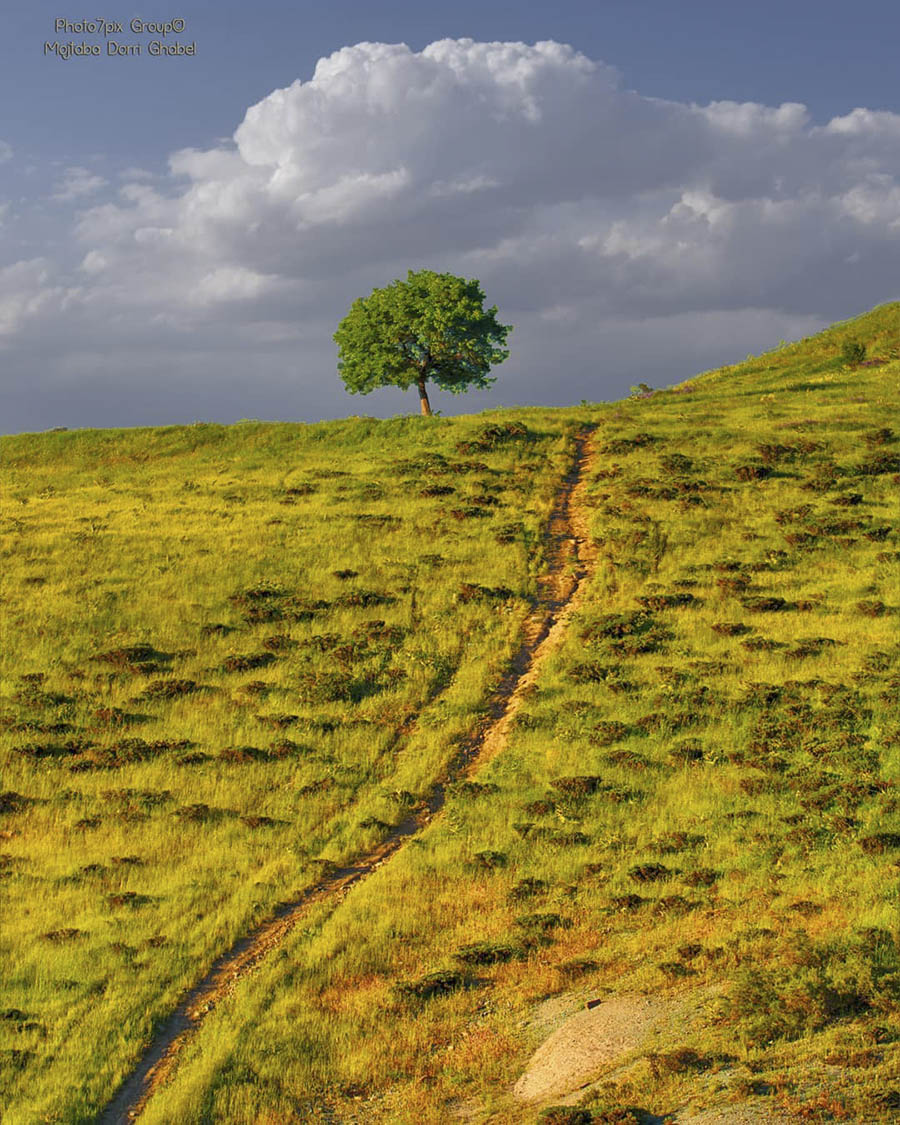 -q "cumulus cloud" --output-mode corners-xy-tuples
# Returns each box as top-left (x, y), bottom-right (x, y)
(2, 39), (899, 431)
